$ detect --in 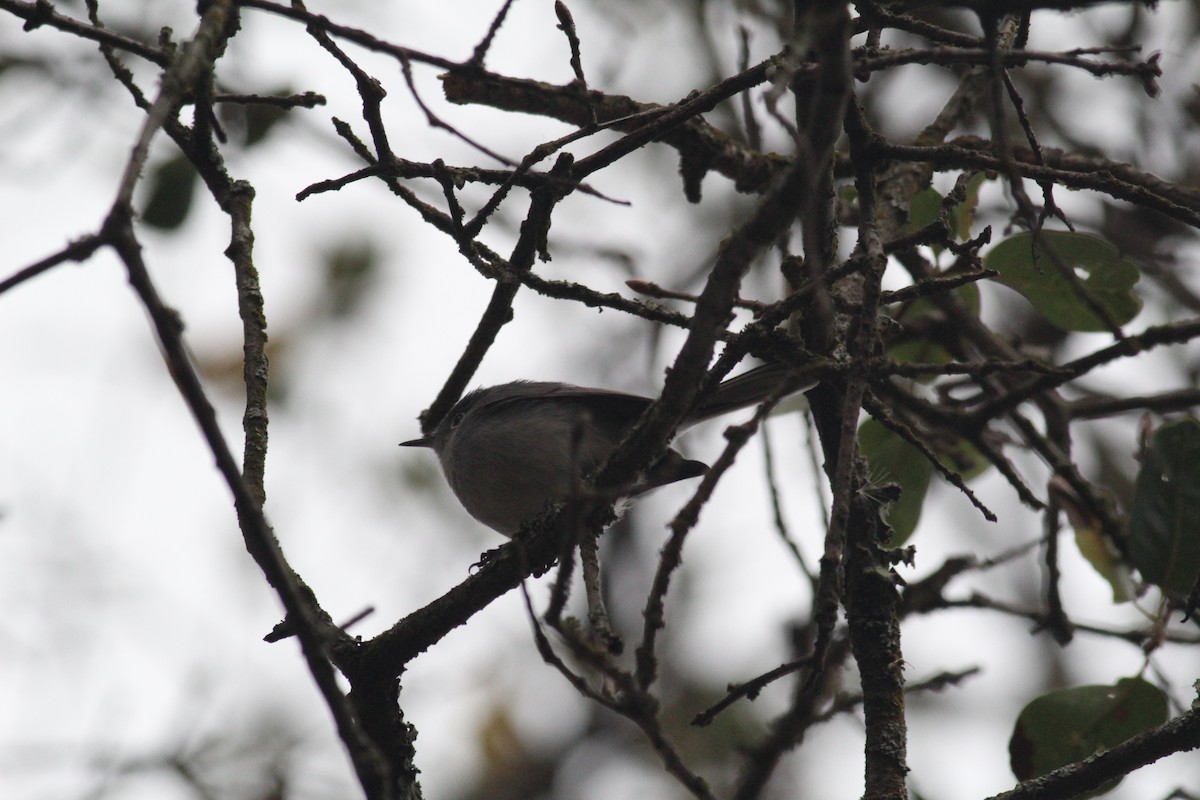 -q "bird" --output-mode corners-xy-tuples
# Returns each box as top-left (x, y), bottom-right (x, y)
(401, 362), (814, 535)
